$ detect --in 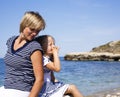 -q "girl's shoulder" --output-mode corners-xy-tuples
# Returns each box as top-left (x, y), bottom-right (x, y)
(43, 56), (51, 66)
